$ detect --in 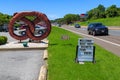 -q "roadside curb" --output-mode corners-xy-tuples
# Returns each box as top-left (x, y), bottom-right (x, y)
(43, 50), (48, 60)
(108, 27), (120, 30)
(39, 49), (48, 80)
(38, 65), (48, 80)
(0, 40), (49, 50)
